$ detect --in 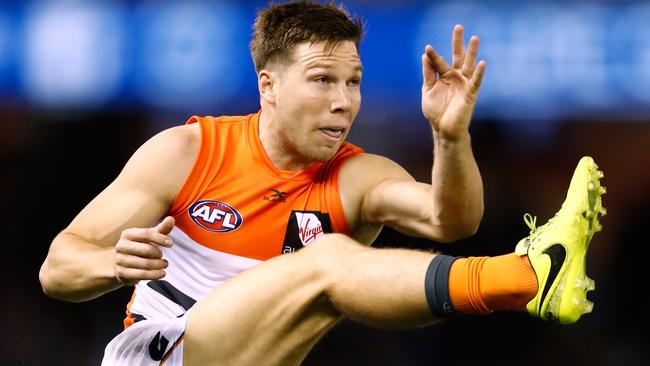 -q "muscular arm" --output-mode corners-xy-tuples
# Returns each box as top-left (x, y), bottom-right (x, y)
(430, 133), (483, 239)
(344, 25), (486, 243)
(39, 125), (199, 302)
(422, 25), (486, 240)
(342, 152), (481, 243)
